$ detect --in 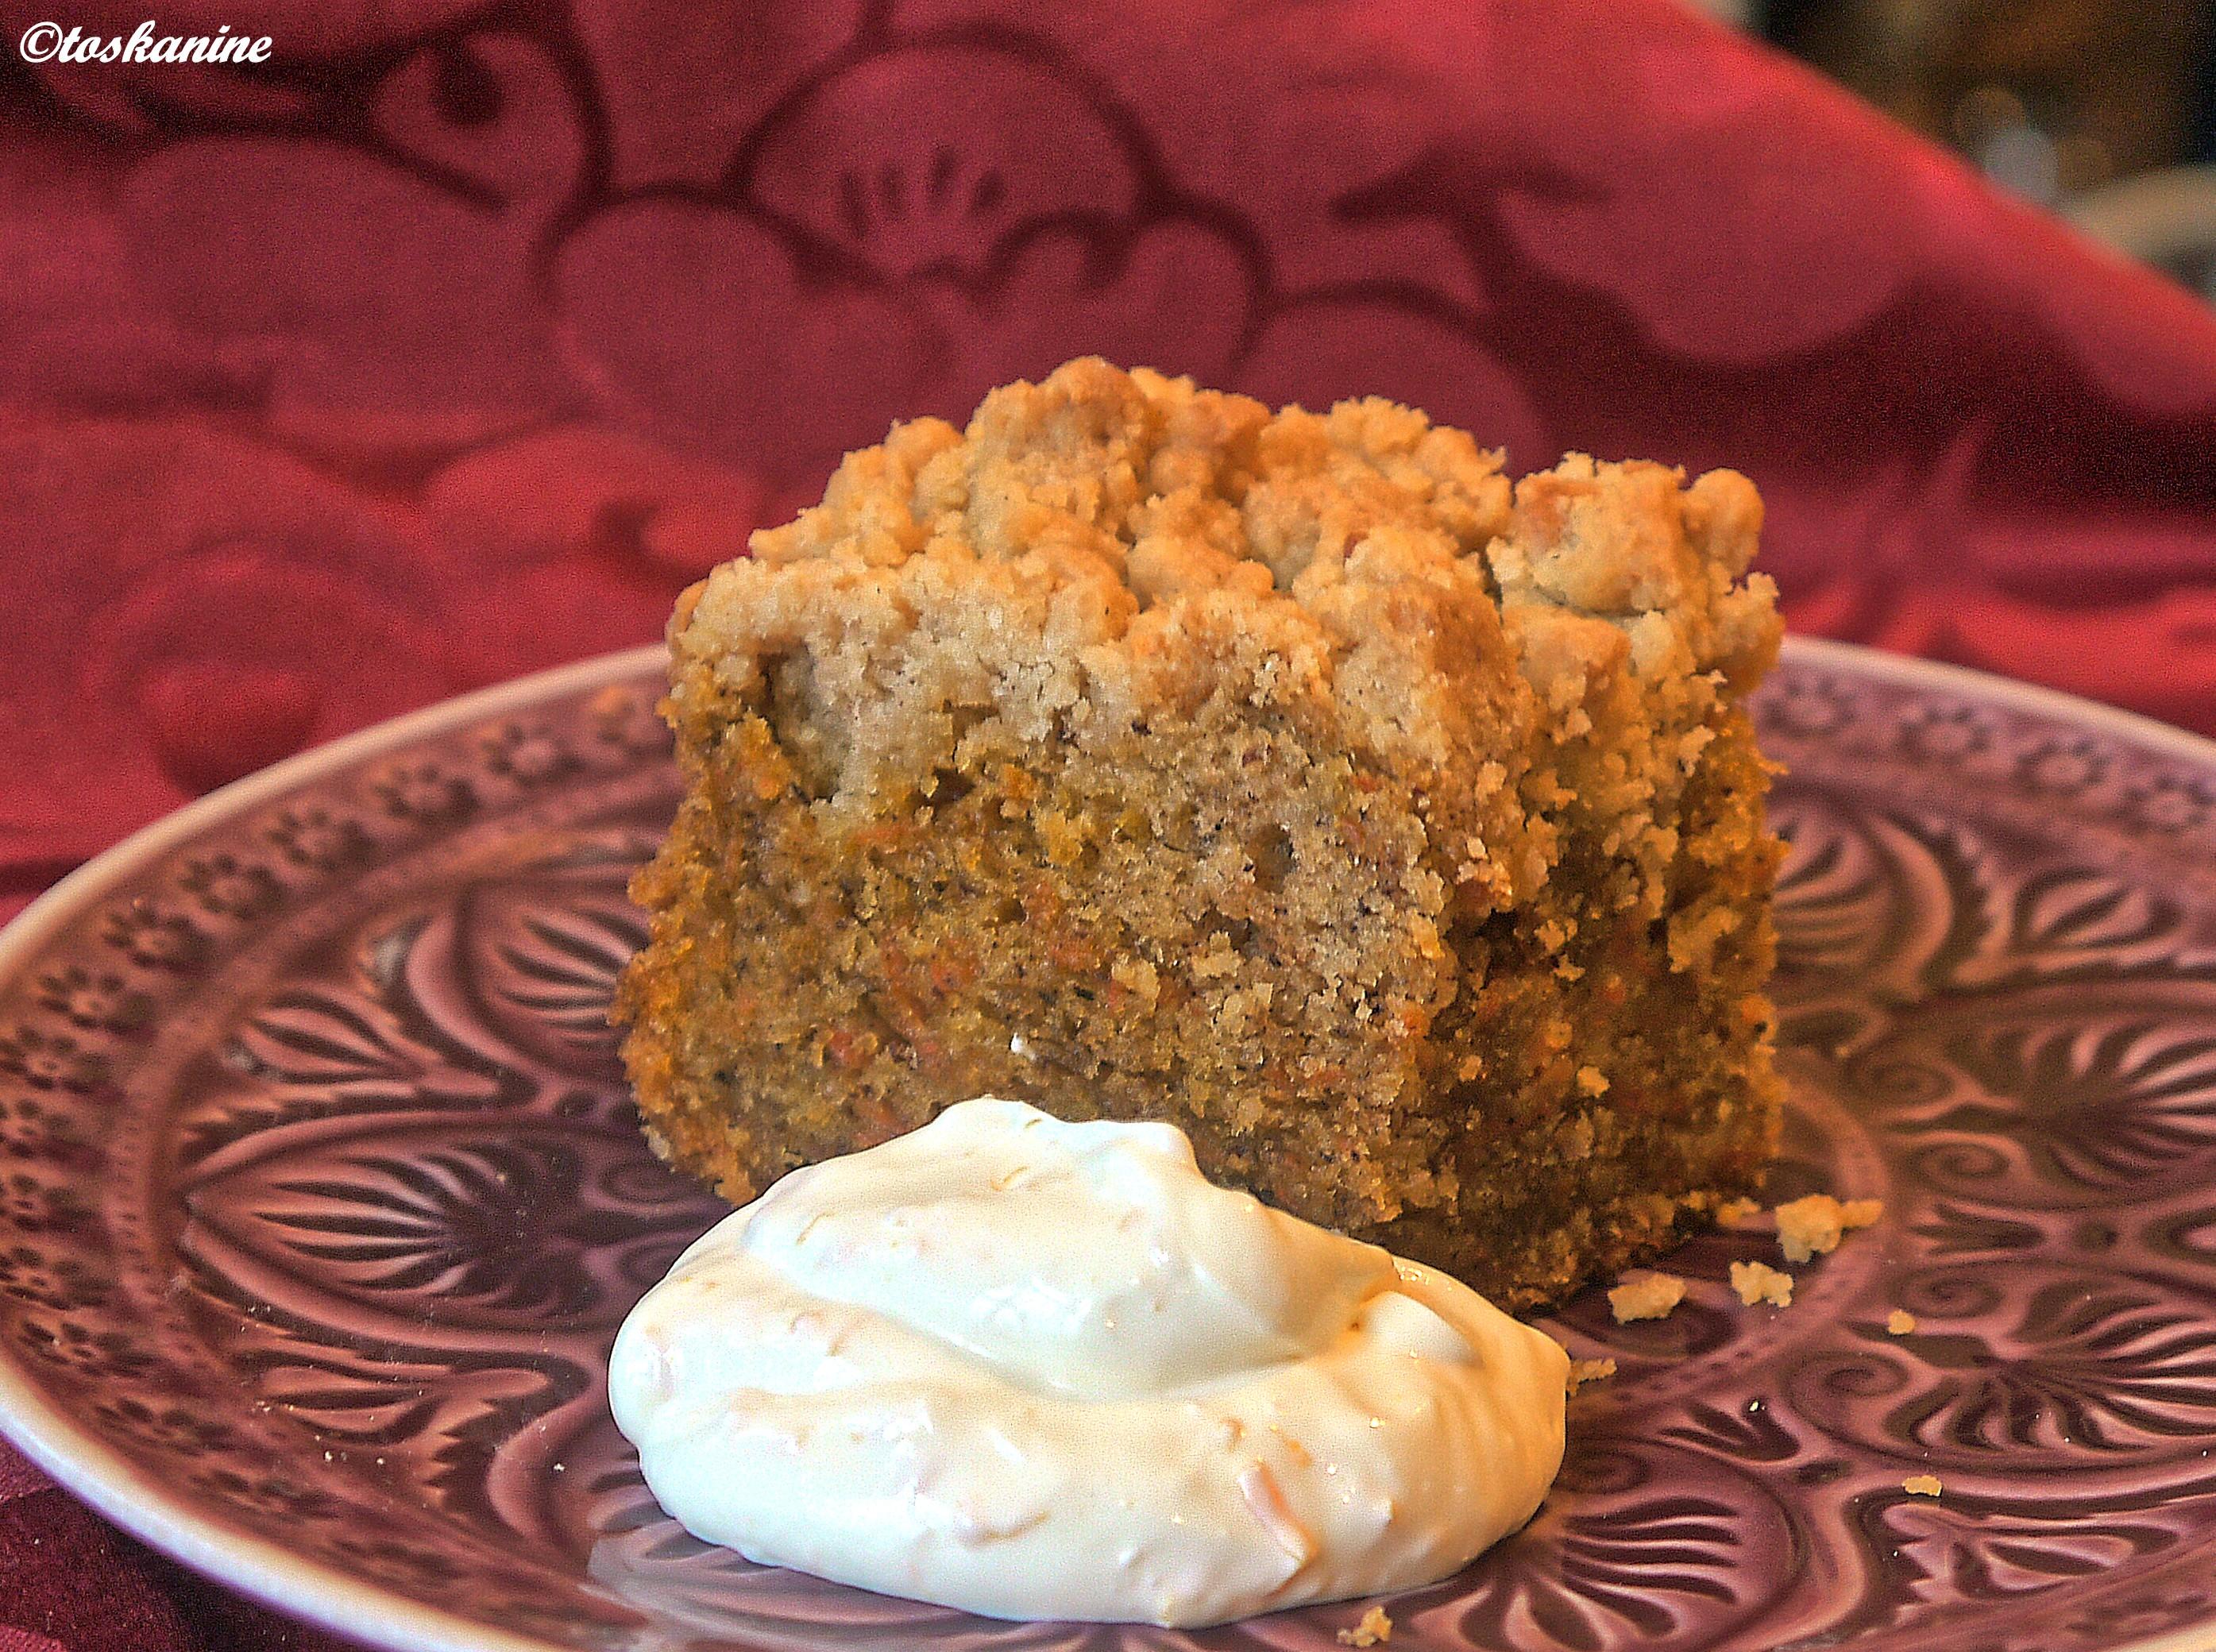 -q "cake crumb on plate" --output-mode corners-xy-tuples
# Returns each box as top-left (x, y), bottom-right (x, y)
(1566, 1357), (1617, 1396)
(1903, 1473), (1943, 1497)
(1338, 1604), (1392, 1645)
(1886, 1308), (1917, 1335)
(1731, 1260), (1794, 1307)
(1608, 1272), (1688, 1323)
(1774, 1194), (1883, 1264)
